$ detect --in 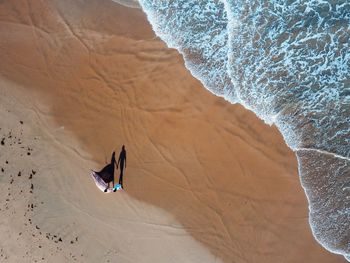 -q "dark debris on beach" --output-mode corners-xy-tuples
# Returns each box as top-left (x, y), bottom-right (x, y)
(0, 117), (81, 261)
